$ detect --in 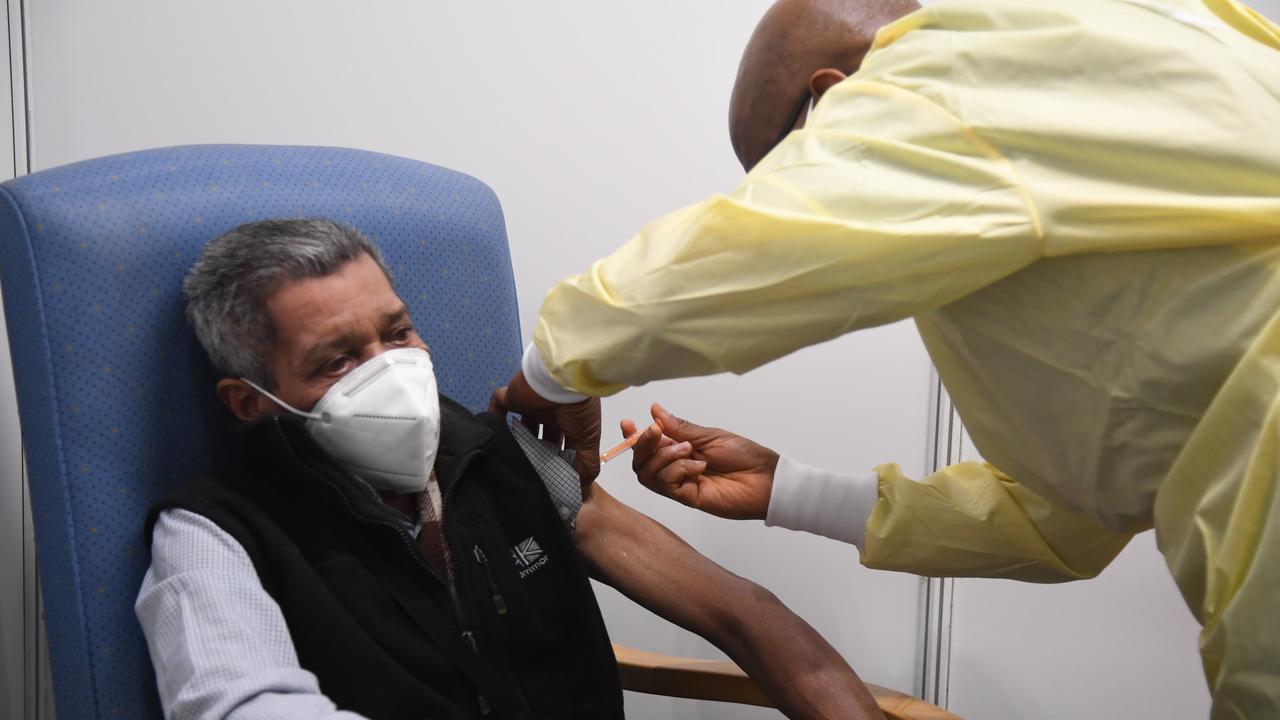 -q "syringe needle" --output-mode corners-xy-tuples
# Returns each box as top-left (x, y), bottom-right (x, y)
(601, 429), (646, 463)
